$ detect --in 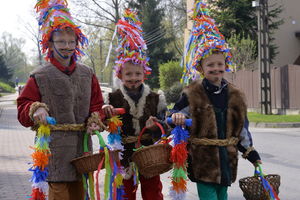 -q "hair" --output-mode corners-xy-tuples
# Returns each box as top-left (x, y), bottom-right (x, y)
(117, 61), (144, 79)
(200, 50), (225, 67)
(49, 27), (77, 42)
